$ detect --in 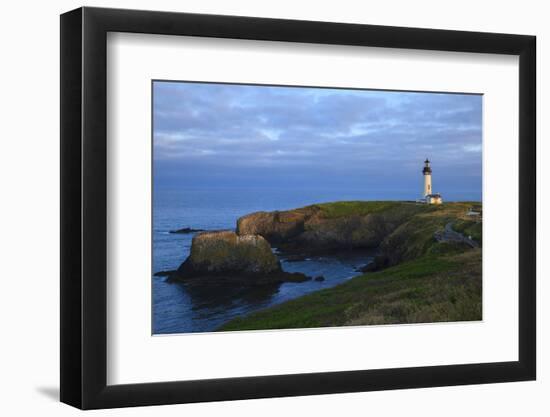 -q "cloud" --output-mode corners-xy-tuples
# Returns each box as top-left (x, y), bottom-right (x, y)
(463, 144), (483, 153)
(153, 81), (482, 199)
